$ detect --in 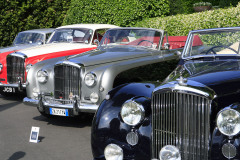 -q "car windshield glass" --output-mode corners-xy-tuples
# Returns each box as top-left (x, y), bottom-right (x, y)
(48, 28), (93, 43)
(13, 32), (44, 45)
(184, 29), (240, 58)
(100, 29), (161, 49)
